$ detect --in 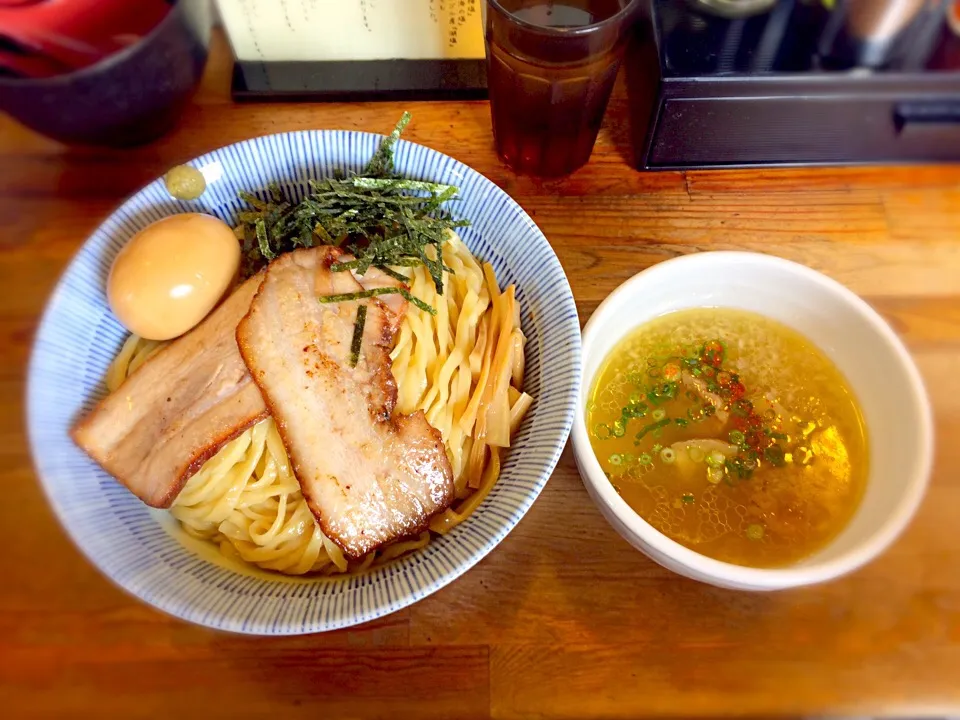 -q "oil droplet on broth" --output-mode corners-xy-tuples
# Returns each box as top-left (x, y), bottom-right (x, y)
(586, 308), (868, 568)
